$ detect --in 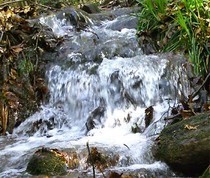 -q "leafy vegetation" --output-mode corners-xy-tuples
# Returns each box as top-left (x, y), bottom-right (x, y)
(137, 0), (210, 76)
(0, 1), (62, 134)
